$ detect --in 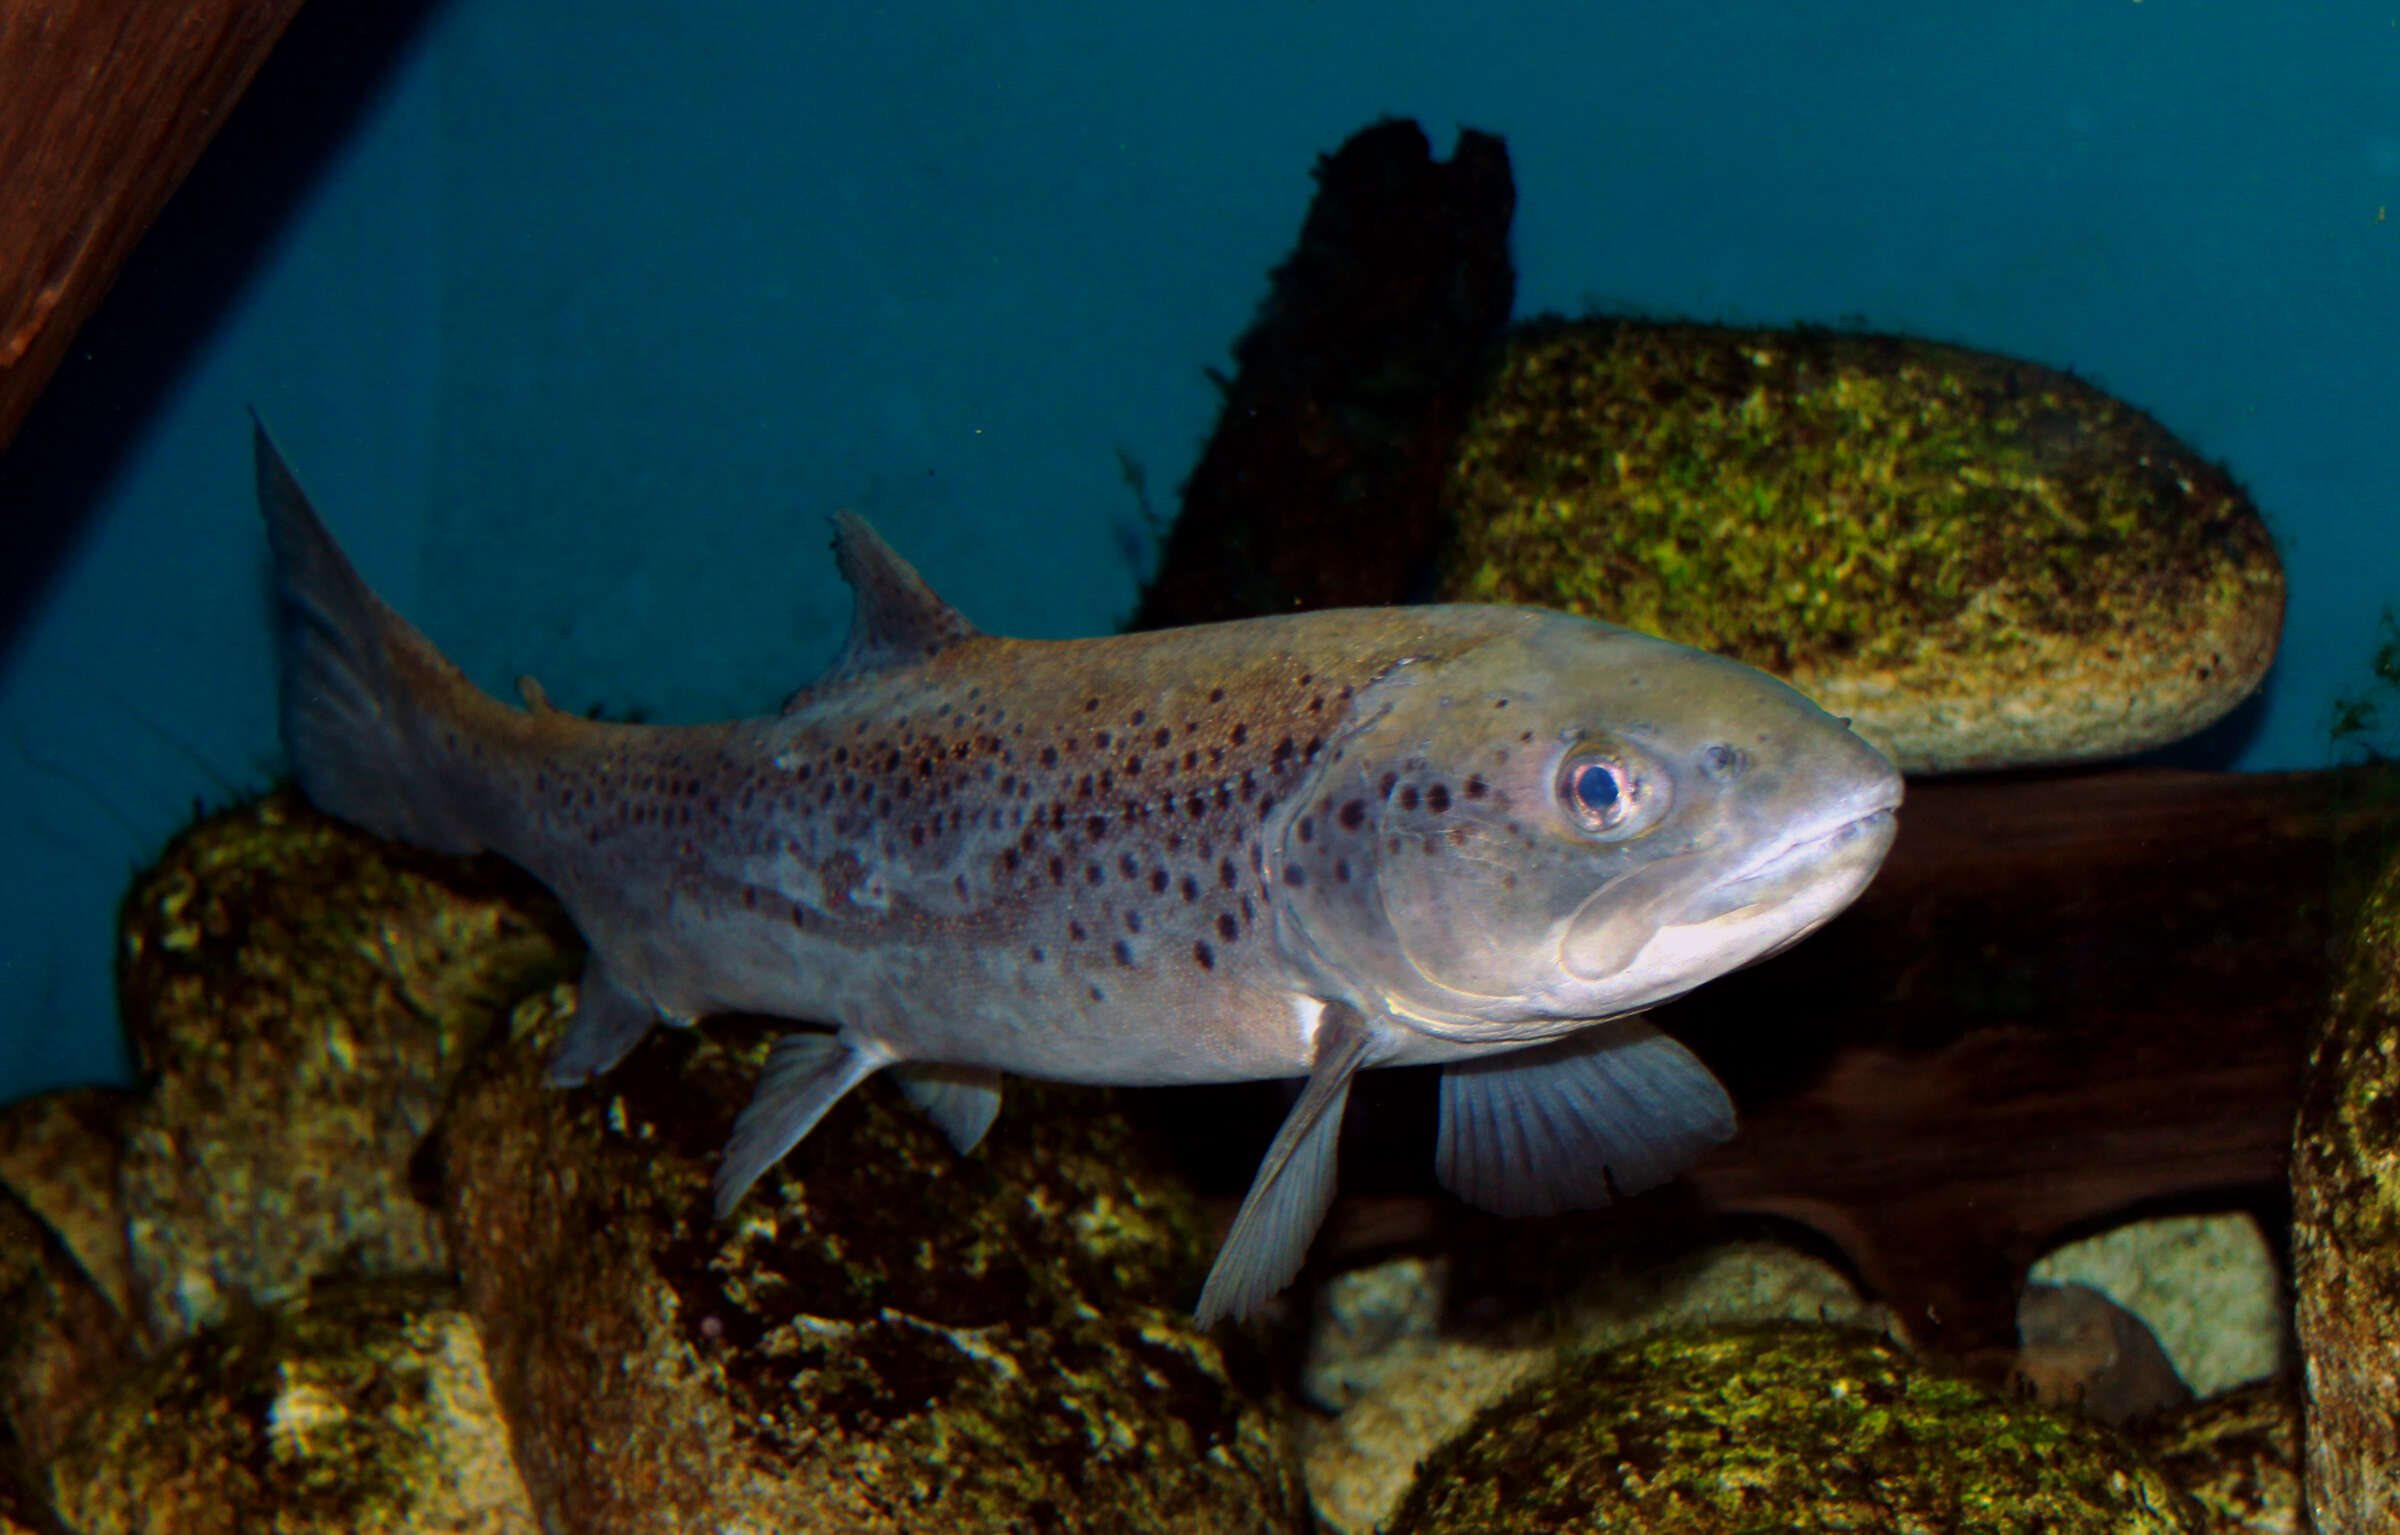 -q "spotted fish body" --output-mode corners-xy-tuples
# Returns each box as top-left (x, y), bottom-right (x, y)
(256, 425), (1903, 1322)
